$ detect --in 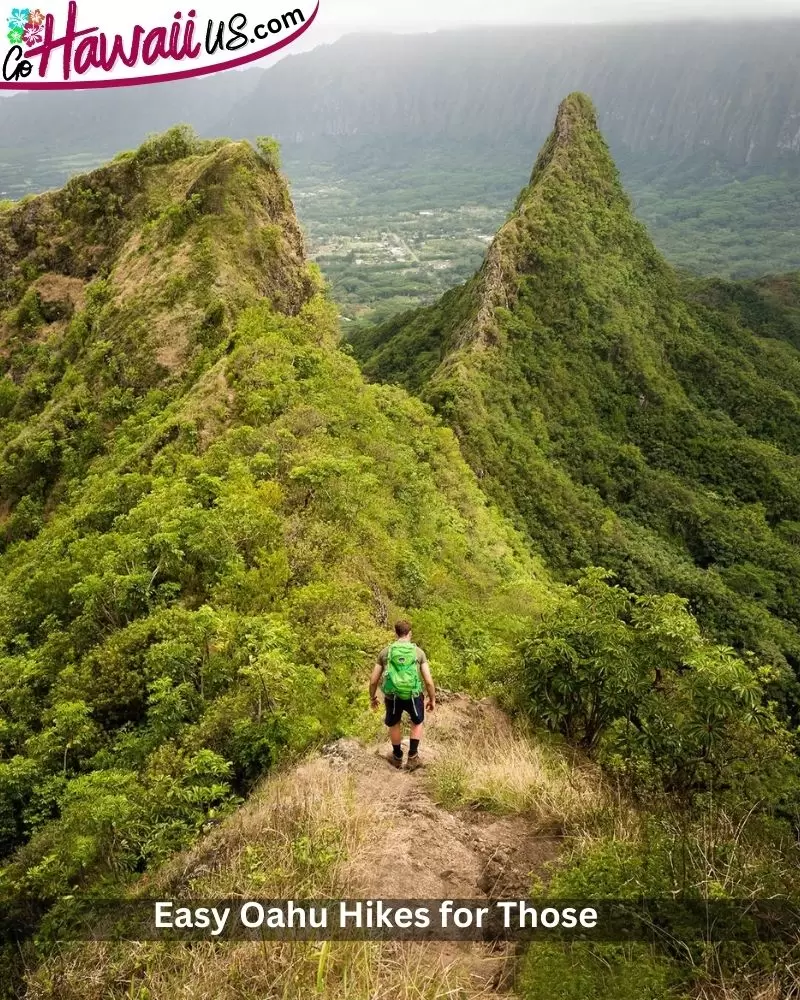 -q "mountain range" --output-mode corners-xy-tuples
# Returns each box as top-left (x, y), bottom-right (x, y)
(4, 22), (800, 172)
(3, 21), (800, 282)
(223, 22), (800, 171)
(2, 90), (800, 998)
